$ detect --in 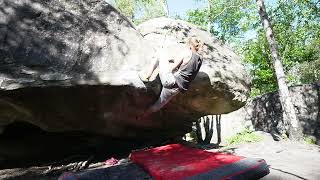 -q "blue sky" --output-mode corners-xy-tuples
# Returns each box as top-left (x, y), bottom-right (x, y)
(167, 0), (206, 18)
